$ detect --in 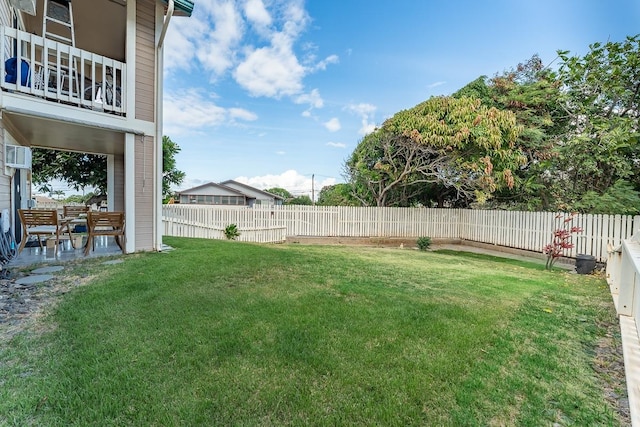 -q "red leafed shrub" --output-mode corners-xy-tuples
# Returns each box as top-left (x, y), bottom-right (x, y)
(543, 213), (583, 270)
